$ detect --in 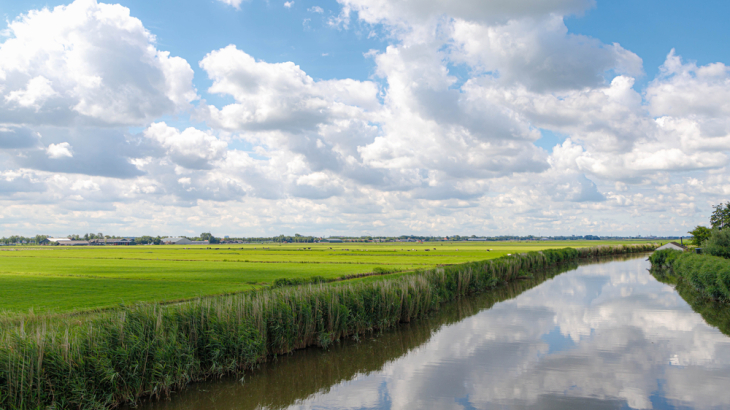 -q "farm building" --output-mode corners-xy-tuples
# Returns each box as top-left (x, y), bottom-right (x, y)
(47, 238), (89, 246)
(162, 237), (193, 245)
(657, 242), (687, 251)
(162, 238), (210, 245)
(89, 238), (134, 246)
(322, 238), (343, 243)
(56, 240), (90, 246)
